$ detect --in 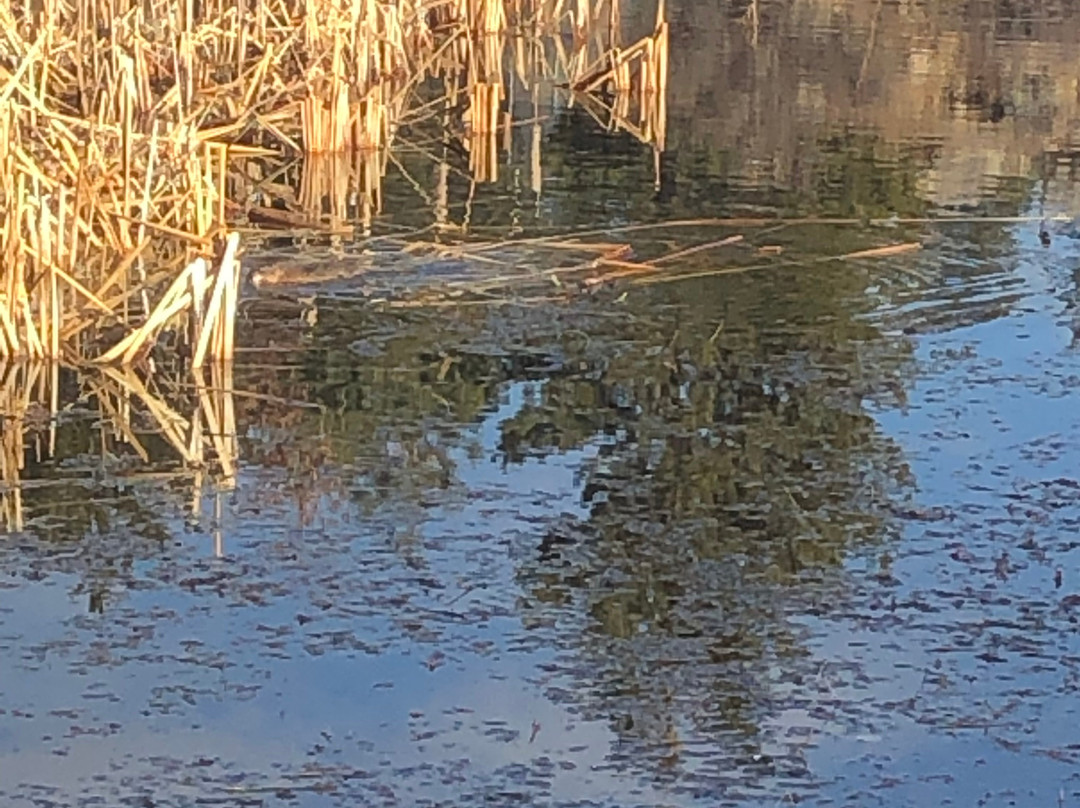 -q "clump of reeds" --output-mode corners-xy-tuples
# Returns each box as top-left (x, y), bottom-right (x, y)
(0, 0), (473, 360)
(0, 0), (669, 362)
(245, 0), (670, 221)
(0, 0), (239, 363)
